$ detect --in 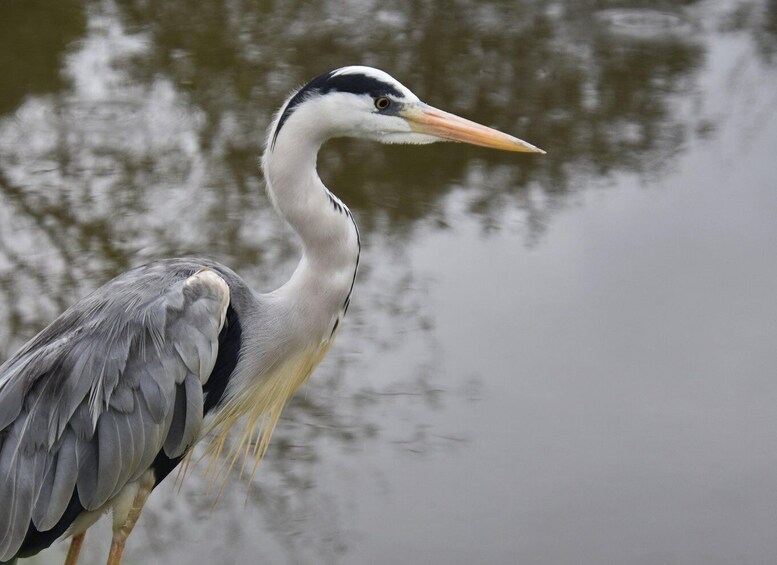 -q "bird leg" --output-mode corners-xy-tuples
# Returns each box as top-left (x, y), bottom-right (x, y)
(106, 539), (125, 565)
(106, 537), (127, 565)
(64, 531), (86, 565)
(106, 471), (155, 565)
